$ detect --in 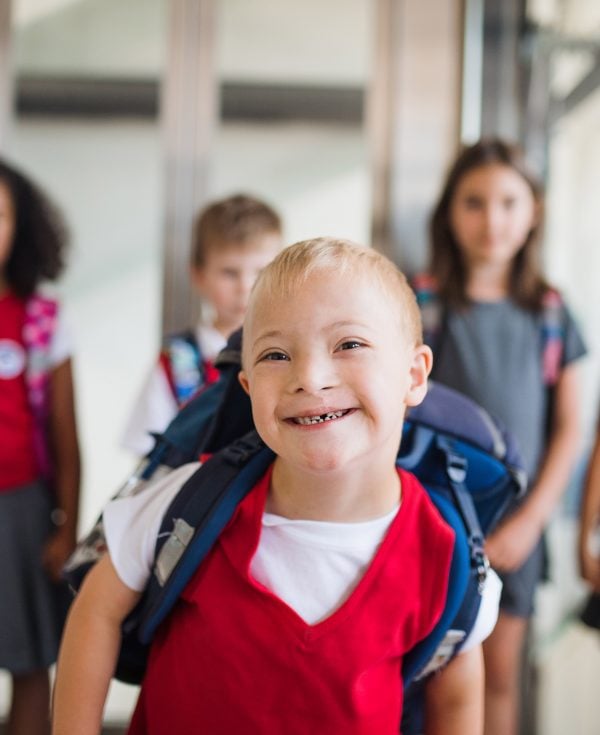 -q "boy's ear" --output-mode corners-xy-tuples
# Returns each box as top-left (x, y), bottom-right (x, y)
(405, 345), (433, 407)
(238, 370), (250, 396)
